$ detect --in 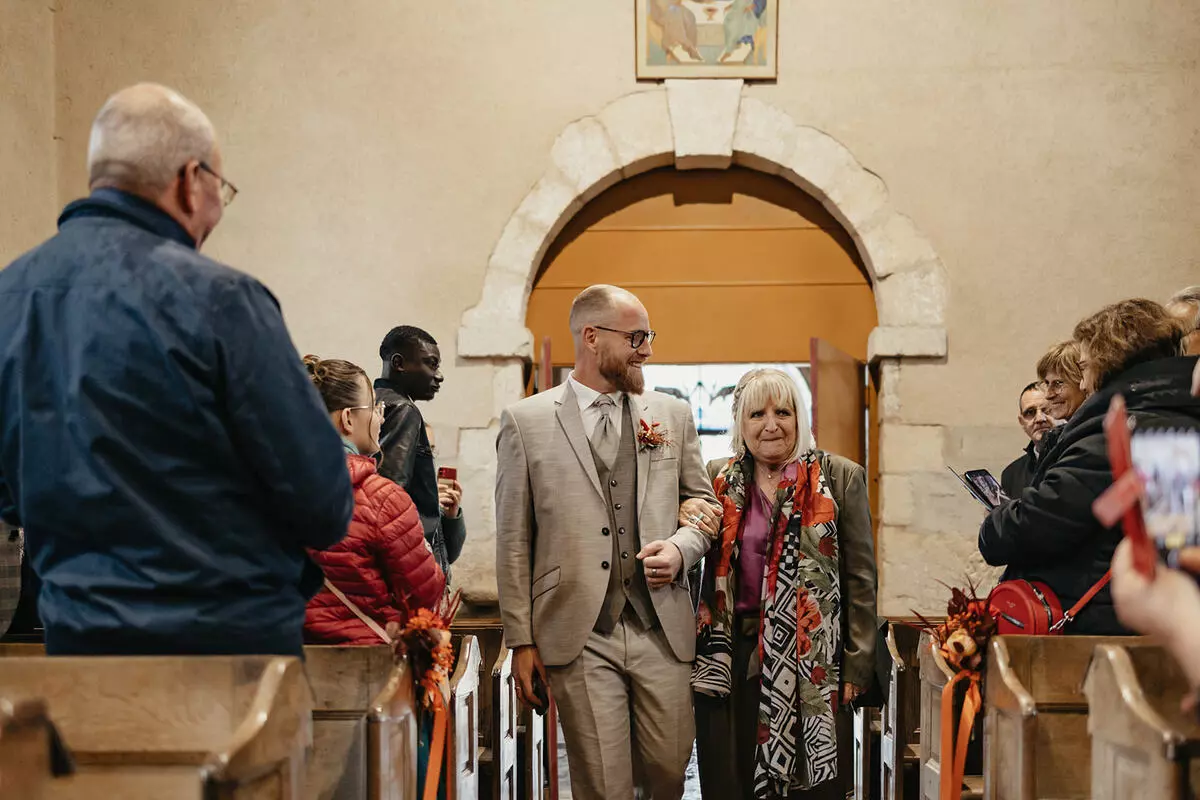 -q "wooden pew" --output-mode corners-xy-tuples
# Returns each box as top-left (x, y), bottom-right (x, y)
(520, 703), (545, 800)
(0, 655), (311, 799)
(918, 632), (982, 800)
(1085, 643), (1200, 800)
(984, 635), (1139, 800)
(448, 635), (482, 800)
(367, 656), (420, 800)
(304, 645), (418, 800)
(853, 704), (879, 800)
(0, 697), (55, 799)
(880, 622), (921, 800)
(490, 645), (518, 800)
